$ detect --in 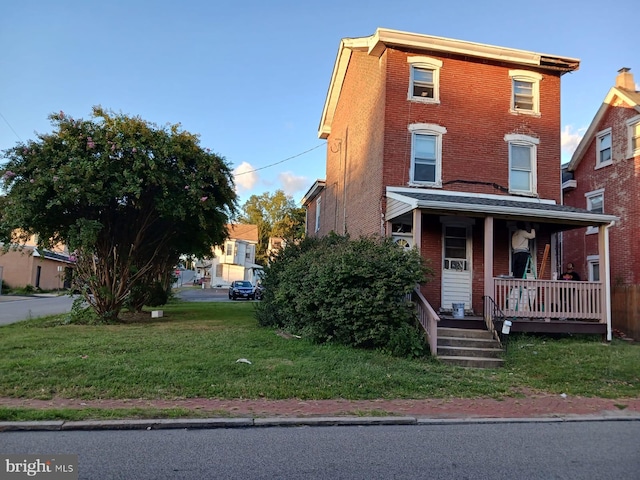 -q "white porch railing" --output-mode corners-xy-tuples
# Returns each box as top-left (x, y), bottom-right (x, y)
(493, 278), (603, 321)
(413, 288), (440, 355)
